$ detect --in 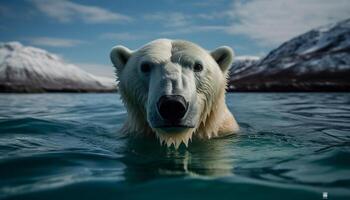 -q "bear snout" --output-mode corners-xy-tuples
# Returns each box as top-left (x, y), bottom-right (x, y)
(157, 95), (188, 123)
